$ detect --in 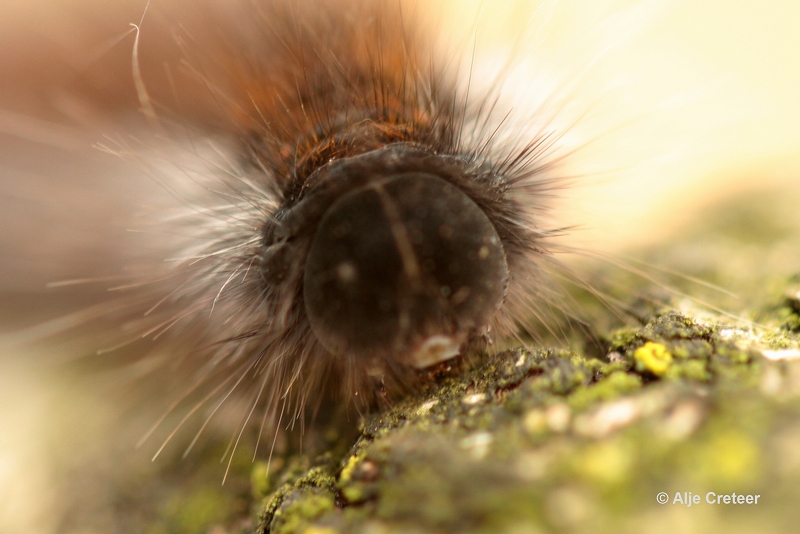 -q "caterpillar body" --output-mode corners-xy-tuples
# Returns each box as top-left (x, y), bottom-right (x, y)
(5, 0), (584, 453)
